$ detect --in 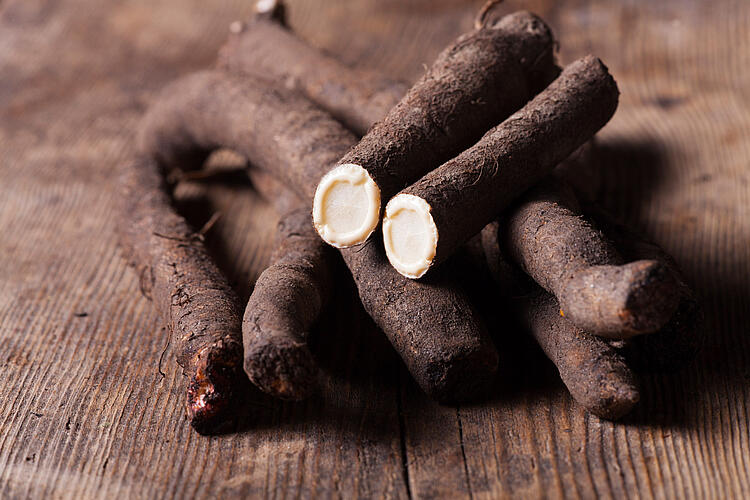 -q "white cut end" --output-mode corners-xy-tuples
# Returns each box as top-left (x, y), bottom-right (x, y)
(382, 194), (438, 279)
(312, 164), (381, 248)
(255, 0), (277, 14)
